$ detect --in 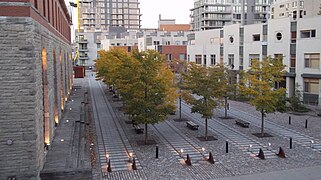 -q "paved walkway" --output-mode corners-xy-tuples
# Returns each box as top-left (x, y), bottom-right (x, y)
(40, 79), (91, 180)
(216, 165), (321, 180)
